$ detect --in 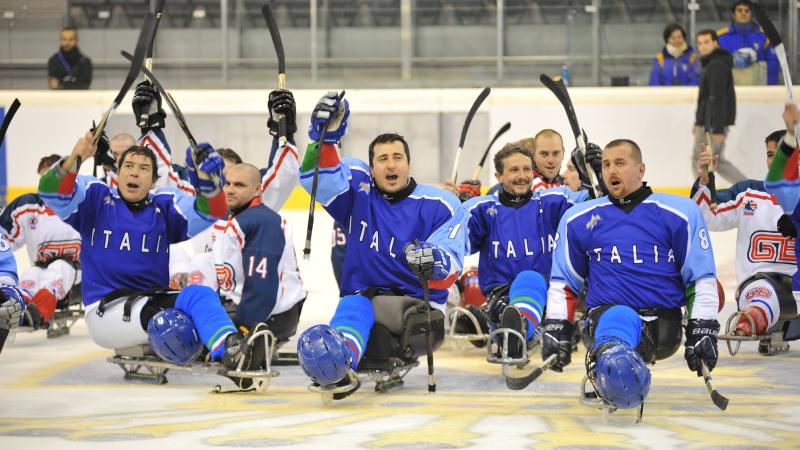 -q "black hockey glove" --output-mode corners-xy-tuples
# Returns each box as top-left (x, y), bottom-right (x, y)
(684, 319), (720, 376)
(132, 80), (166, 132)
(0, 284), (25, 332)
(571, 143), (608, 198)
(267, 89), (297, 141)
(89, 122), (115, 168)
(778, 214), (797, 238)
(541, 318), (574, 372)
